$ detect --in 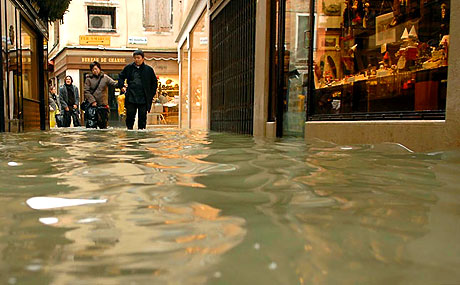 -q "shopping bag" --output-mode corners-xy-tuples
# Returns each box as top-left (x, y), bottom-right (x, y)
(55, 113), (65, 127)
(80, 100), (90, 112)
(50, 110), (56, 128)
(85, 106), (98, 128)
